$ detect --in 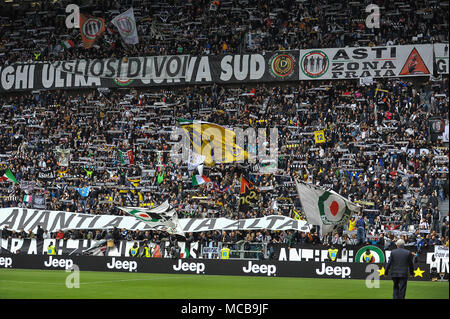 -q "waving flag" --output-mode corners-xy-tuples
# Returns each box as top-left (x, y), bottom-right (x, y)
(118, 149), (134, 165)
(179, 120), (248, 166)
(239, 176), (260, 212)
(76, 186), (91, 197)
(79, 13), (106, 49)
(214, 182), (229, 193)
(127, 149), (135, 165)
(187, 151), (205, 175)
(294, 179), (360, 234)
(0, 169), (18, 184)
(192, 174), (211, 186)
(112, 8), (139, 44)
(157, 171), (165, 184)
(117, 200), (184, 236)
(292, 209), (303, 221)
(61, 39), (75, 50)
